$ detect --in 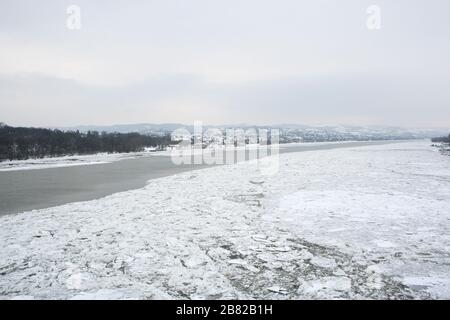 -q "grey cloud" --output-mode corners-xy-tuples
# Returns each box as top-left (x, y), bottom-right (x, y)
(0, 0), (449, 127)
(1, 72), (449, 127)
